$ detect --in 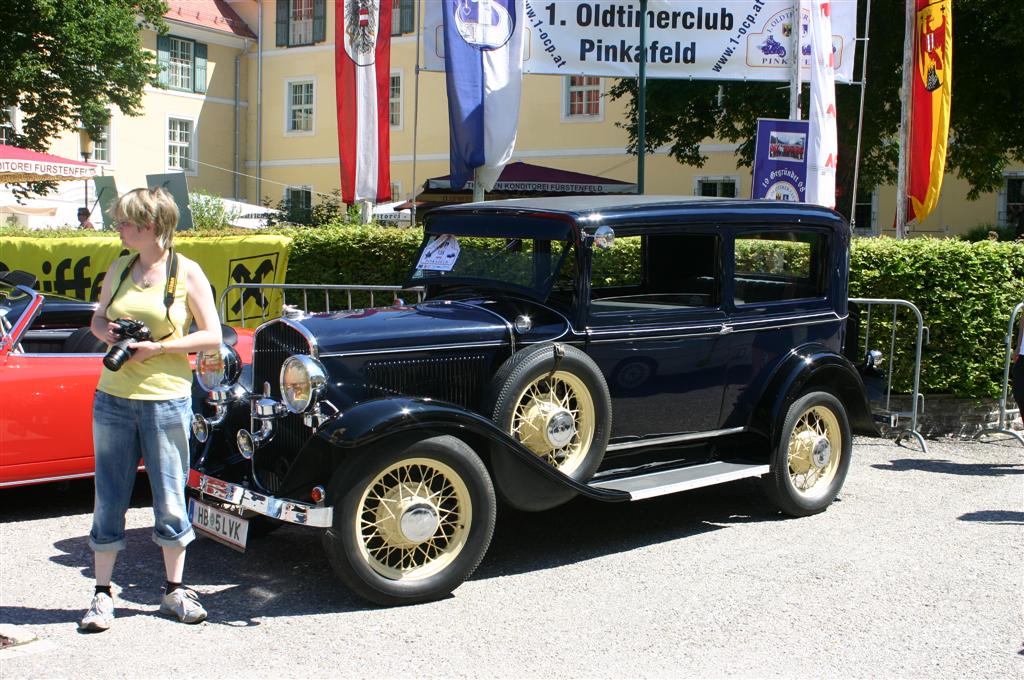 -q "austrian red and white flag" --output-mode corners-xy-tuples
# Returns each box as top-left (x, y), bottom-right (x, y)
(336, 0), (391, 203)
(806, 0), (838, 208)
